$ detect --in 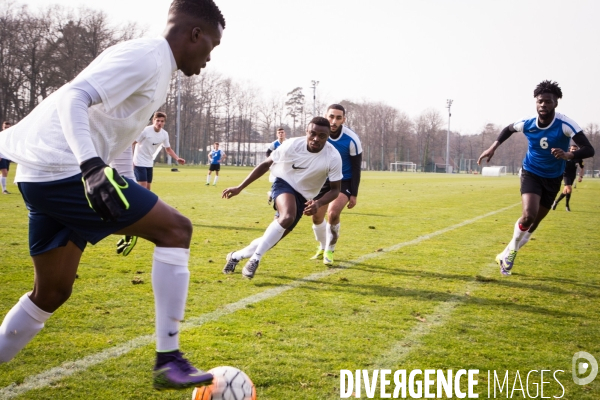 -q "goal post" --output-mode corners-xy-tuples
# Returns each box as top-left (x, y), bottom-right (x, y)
(481, 166), (507, 176)
(390, 162), (417, 172)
